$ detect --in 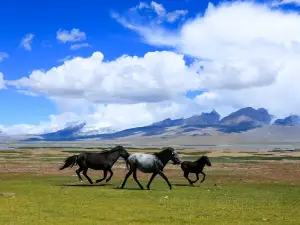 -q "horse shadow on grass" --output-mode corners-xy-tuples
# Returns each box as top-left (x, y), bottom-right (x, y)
(57, 183), (114, 187)
(58, 184), (149, 190)
(172, 183), (198, 187)
(113, 187), (146, 191)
